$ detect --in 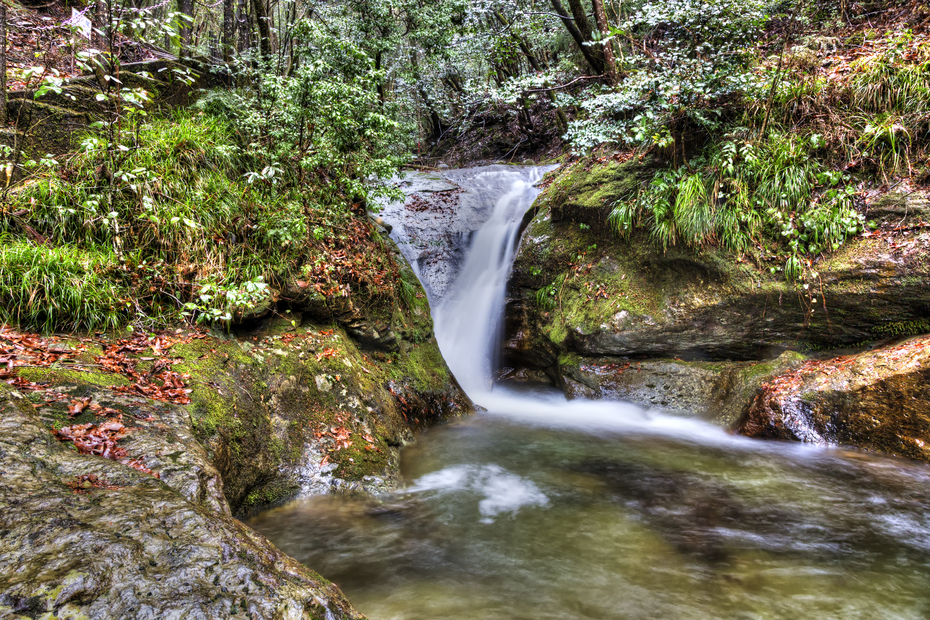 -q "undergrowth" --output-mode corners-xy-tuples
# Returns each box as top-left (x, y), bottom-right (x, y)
(1, 110), (407, 332)
(602, 27), (928, 283)
(610, 133), (865, 279)
(0, 238), (129, 332)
